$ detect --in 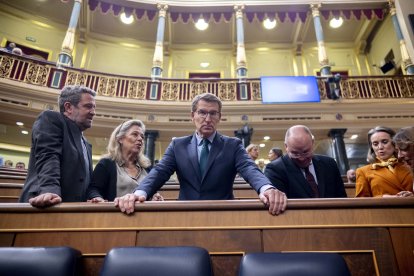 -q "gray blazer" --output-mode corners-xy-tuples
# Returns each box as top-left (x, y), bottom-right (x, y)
(19, 110), (92, 202)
